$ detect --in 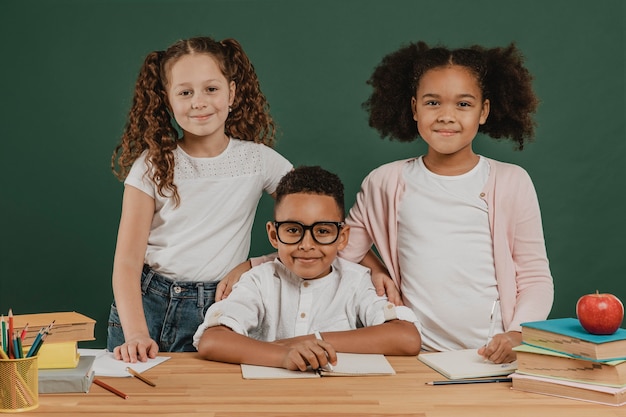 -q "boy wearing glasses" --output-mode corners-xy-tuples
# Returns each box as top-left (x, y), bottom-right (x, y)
(193, 166), (421, 371)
